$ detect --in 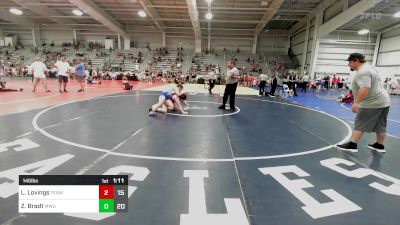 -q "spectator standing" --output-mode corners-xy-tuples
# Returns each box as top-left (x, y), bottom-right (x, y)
(53, 56), (71, 93)
(301, 73), (310, 93)
(337, 53), (391, 152)
(30, 57), (50, 92)
(75, 59), (86, 92)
